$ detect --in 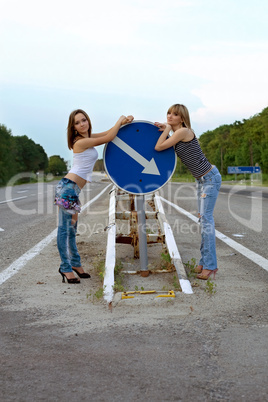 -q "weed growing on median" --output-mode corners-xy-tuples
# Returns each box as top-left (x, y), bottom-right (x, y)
(86, 259), (106, 303)
(159, 251), (176, 272)
(94, 259), (105, 281)
(161, 251), (171, 264)
(113, 259), (126, 293)
(134, 286), (145, 291)
(89, 258), (127, 299)
(204, 279), (217, 295)
(172, 275), (182, 291)
(184, 258), (197, 278)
